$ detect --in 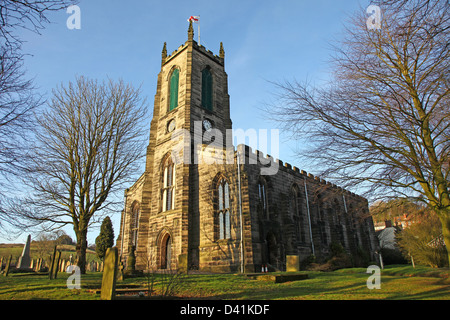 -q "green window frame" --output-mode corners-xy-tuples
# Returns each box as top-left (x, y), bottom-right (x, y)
(201, 68), (213, 111)
(169, 69), (179, 111)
